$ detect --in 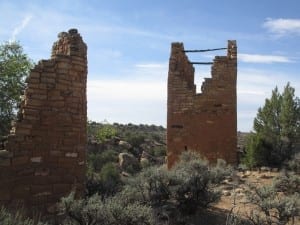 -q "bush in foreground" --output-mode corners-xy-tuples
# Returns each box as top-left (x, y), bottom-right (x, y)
(86, 162), (122, 198)
(0, 207), (47, 225)
(244, 184), (299, 225)
(60, 192), (155, 225)
(119, 151), (231, 219)
(82, 151), (231, 224)
(229, 174), (300, 225)
(286, 152), (300, 174)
